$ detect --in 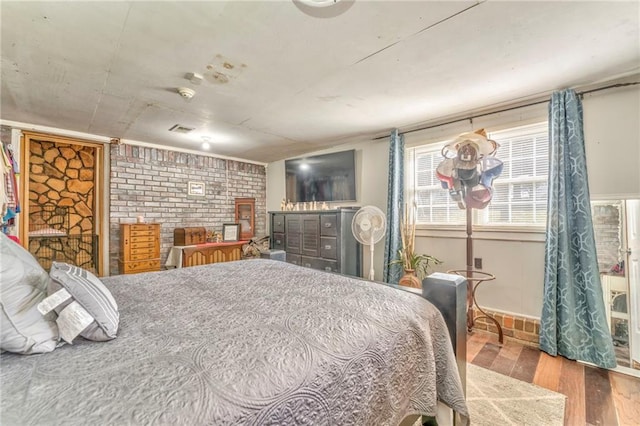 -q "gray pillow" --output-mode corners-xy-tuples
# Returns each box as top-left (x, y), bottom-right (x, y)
(49, 262), (119, 341)
(0, 233), (59, 354)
